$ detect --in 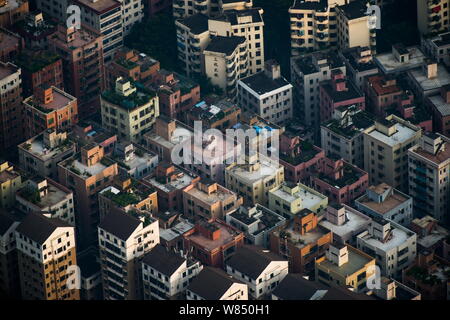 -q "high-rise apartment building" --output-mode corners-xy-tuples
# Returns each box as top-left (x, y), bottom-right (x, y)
(173, 0), (254, 19)
(417, 0), (450, 36)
